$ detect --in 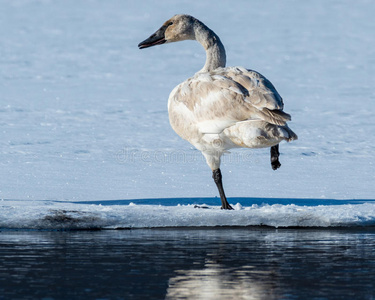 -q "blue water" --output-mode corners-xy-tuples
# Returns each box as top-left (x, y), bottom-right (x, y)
(73, 197), (375, 207)
(0, 228), (374, 300)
